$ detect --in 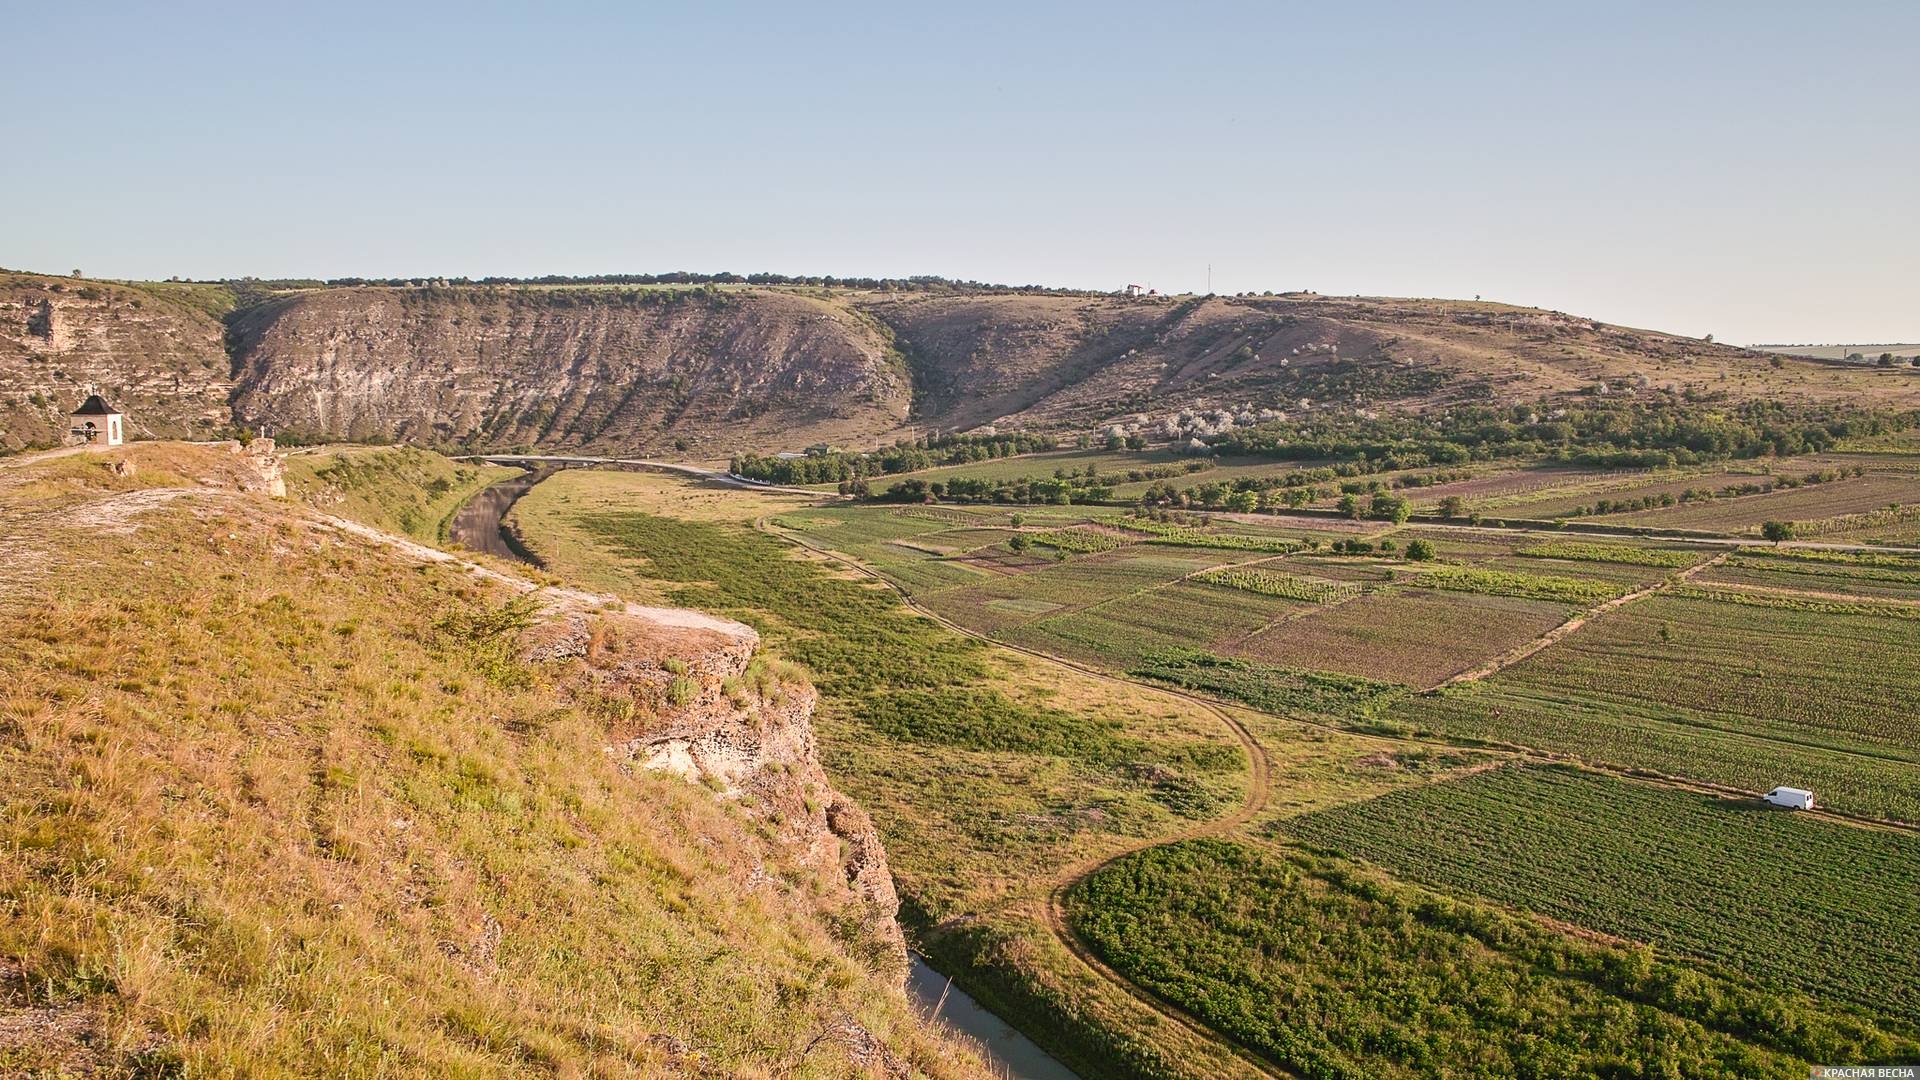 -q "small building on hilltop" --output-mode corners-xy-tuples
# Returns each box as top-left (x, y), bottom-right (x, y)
(1762, 786), (1815, 810)
(69, 394), (124, 447)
